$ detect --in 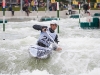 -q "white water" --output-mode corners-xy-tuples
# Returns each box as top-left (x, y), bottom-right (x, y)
(0, 18), (100, 75)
